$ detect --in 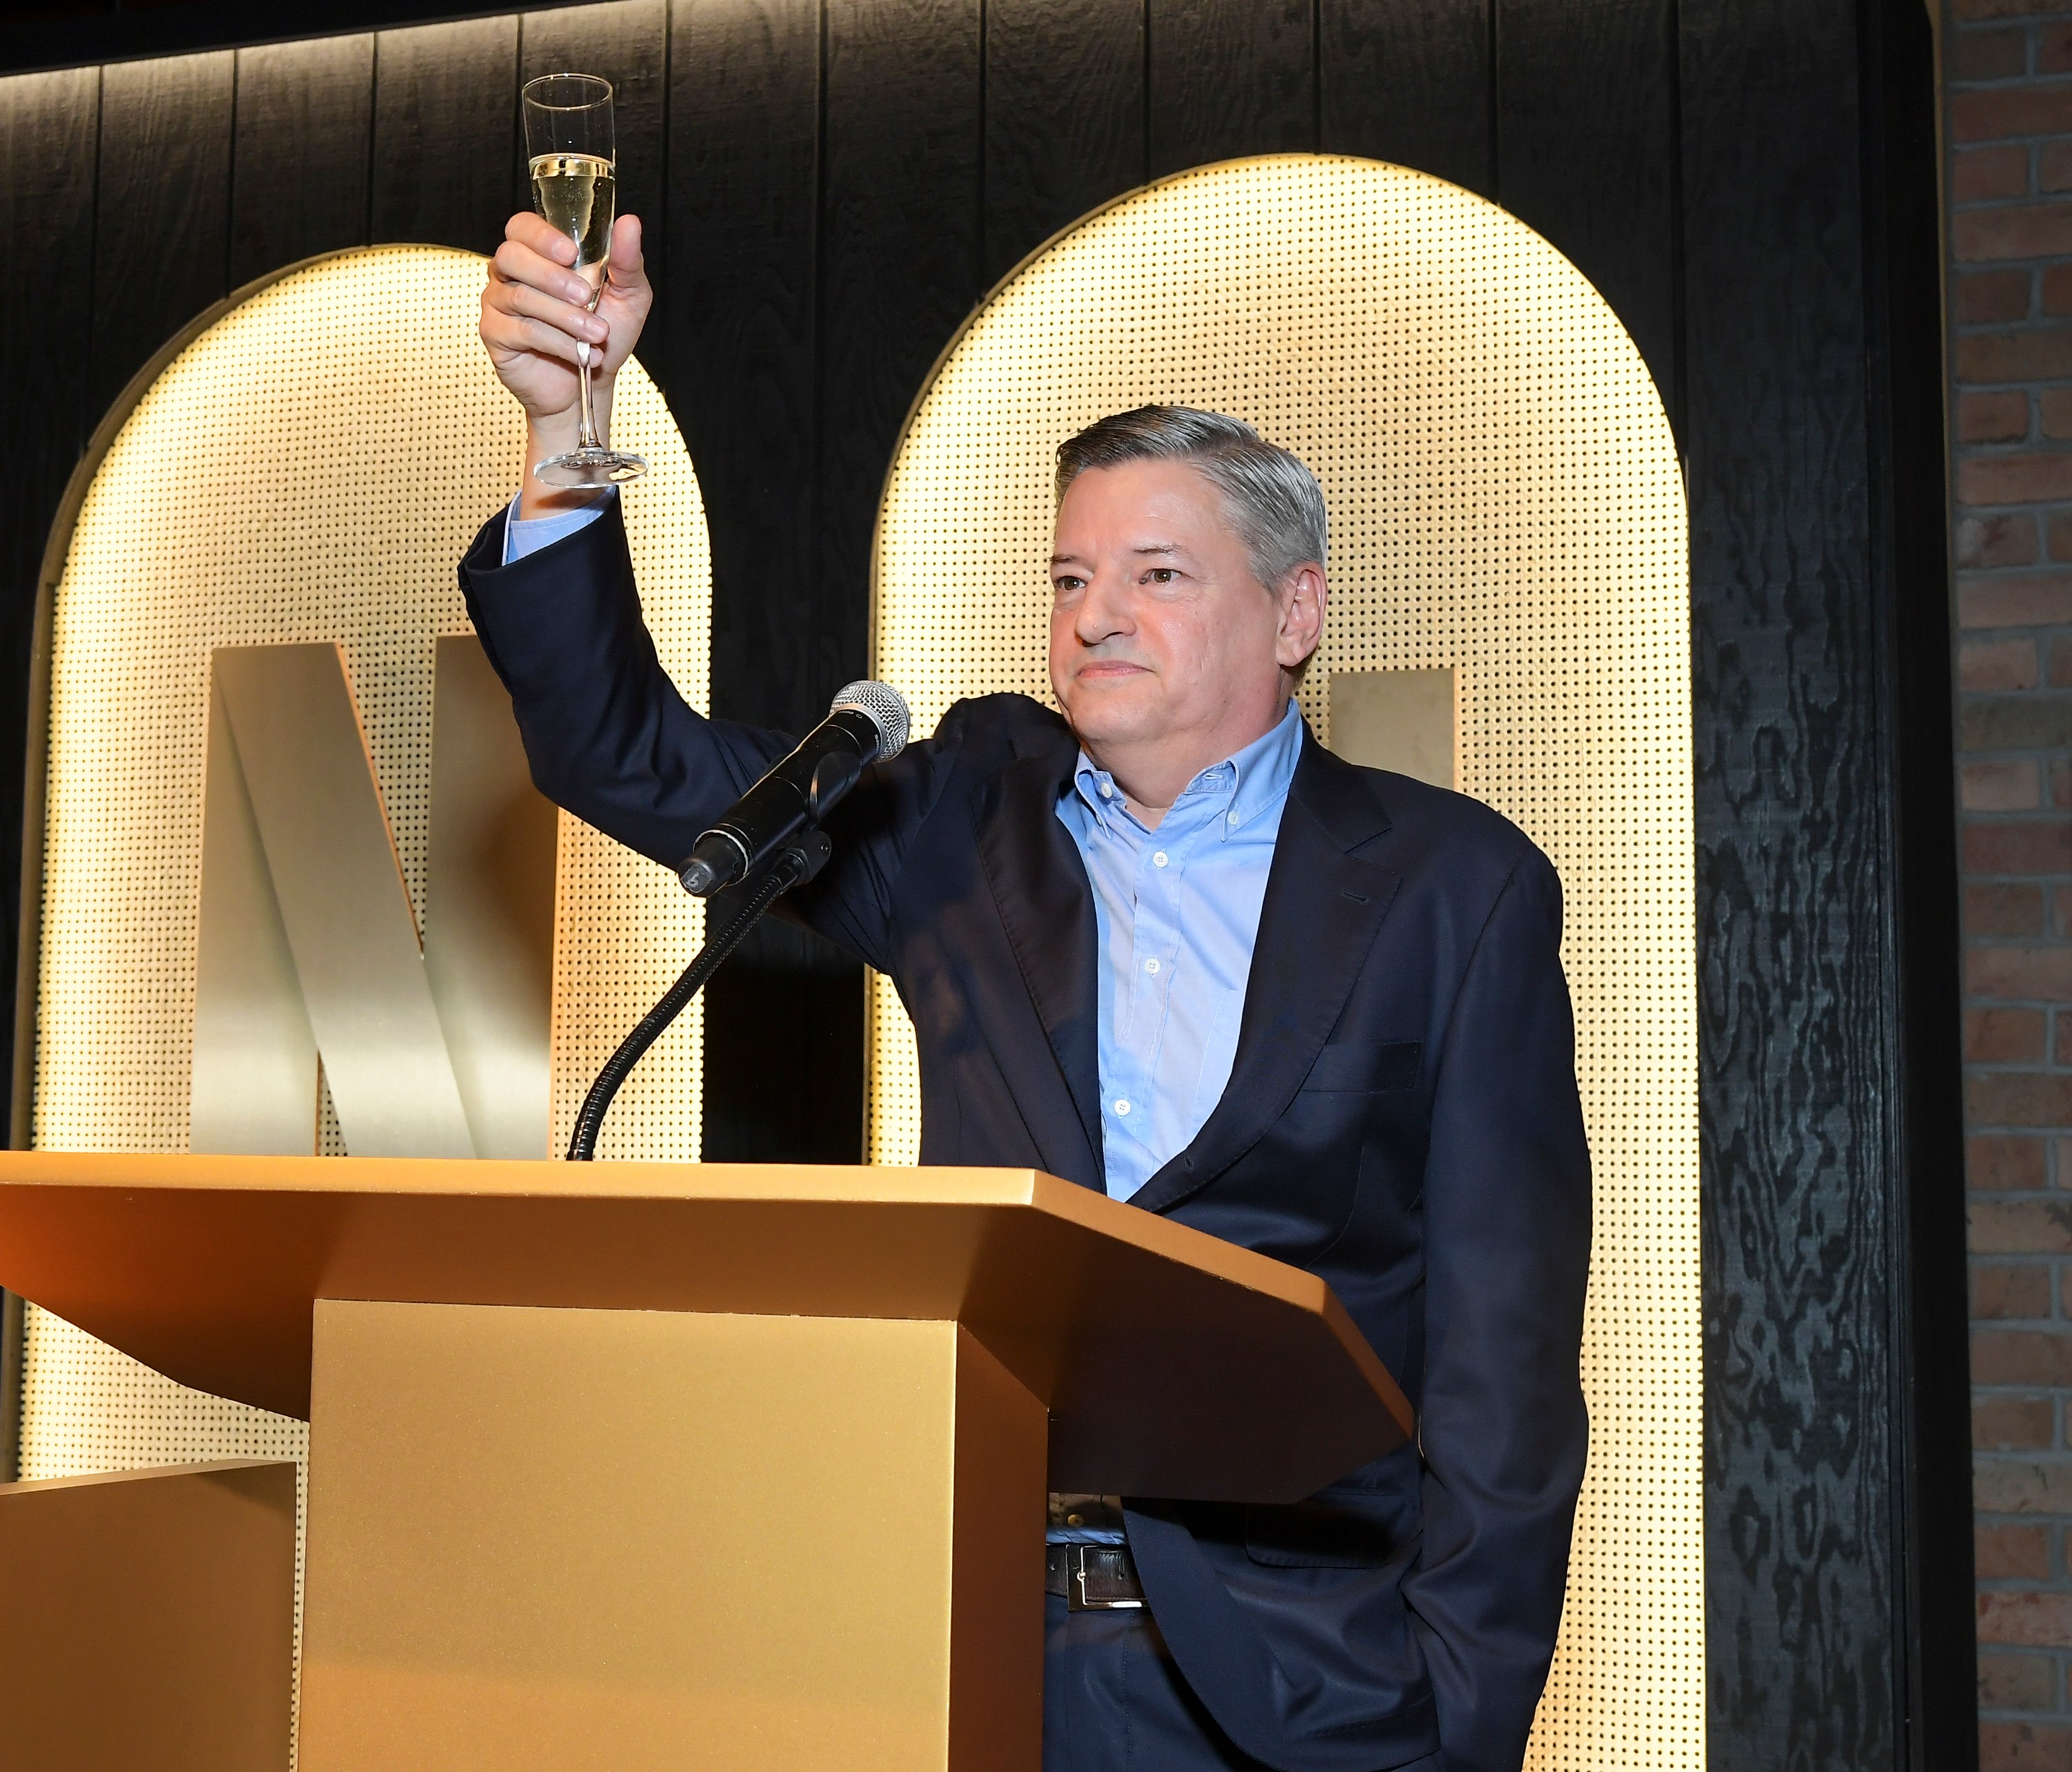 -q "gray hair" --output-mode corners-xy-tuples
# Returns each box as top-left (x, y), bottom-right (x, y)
(1054, 406), (1329, 588)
